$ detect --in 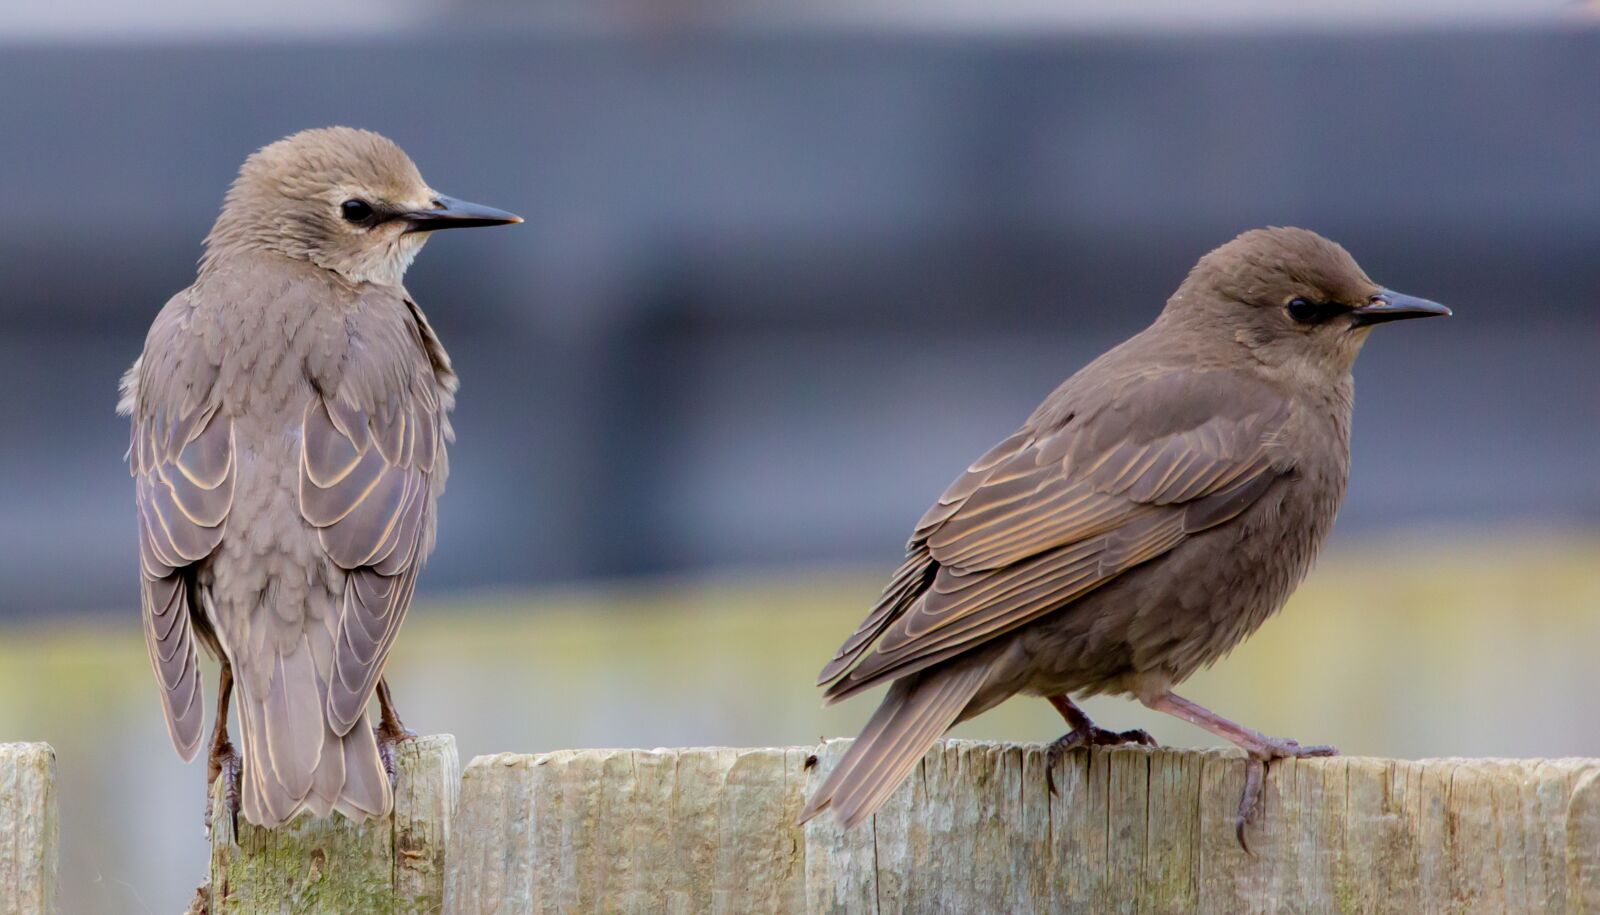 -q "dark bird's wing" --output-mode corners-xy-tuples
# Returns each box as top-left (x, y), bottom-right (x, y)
(123, 293), (233, 761)
(300, 295), (454, 736)
(820, 371), (1293, 702)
